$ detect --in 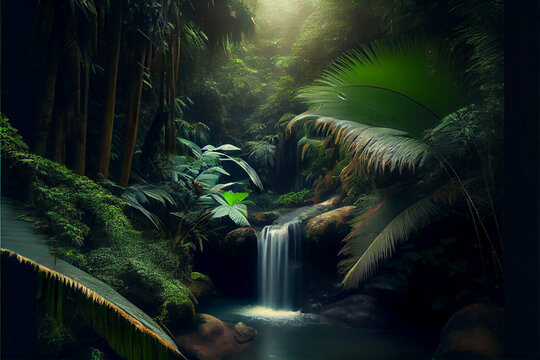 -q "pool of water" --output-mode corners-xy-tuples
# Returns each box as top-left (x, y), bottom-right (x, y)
(199, 298), (437, 360)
